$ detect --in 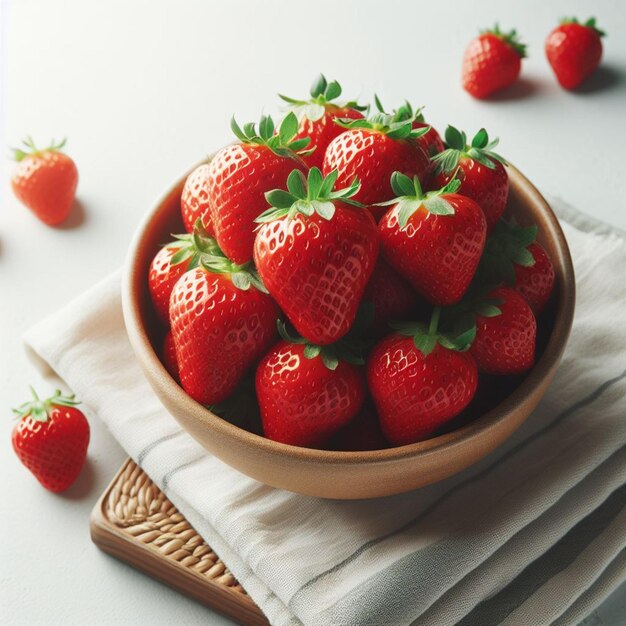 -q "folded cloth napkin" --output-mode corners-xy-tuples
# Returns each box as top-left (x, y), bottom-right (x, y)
(24, 199), (626, 626)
